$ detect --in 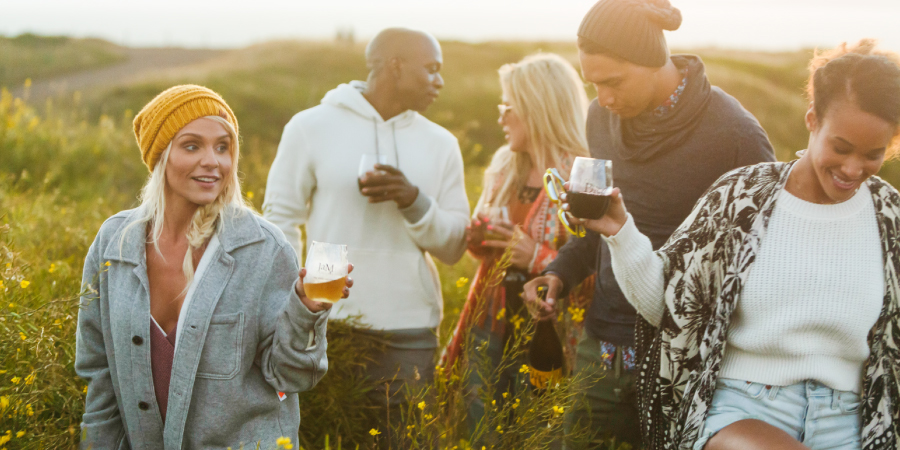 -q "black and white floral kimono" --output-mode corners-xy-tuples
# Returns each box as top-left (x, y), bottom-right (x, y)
(637, 161), (900, 450)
